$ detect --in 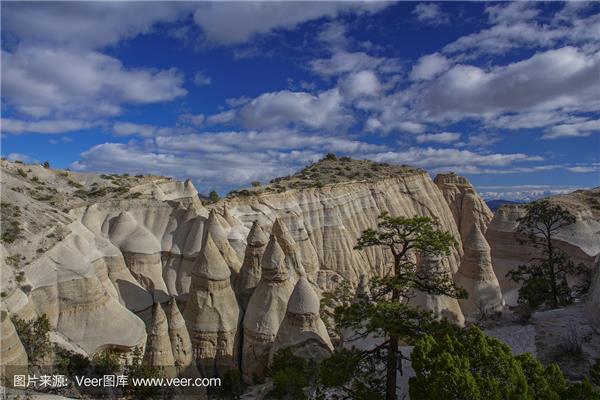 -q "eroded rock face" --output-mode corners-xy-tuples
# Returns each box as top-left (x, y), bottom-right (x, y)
(454, 224), (504, 320)
(486, 188), (600, 305)
(229, 170), (463, 286)
(144, 302), (176, 374)
(242, 235), (296, 383)
(585, 258), (600, 329)
(412, 254), (465, 326)
(166, 297), (204, 388)
(434, 173), (493, 241)
(183, 234), (240, 378)
(271, 277), (333, 362)
(237, 221), (269, 310)
(0, 310), (28, 386)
